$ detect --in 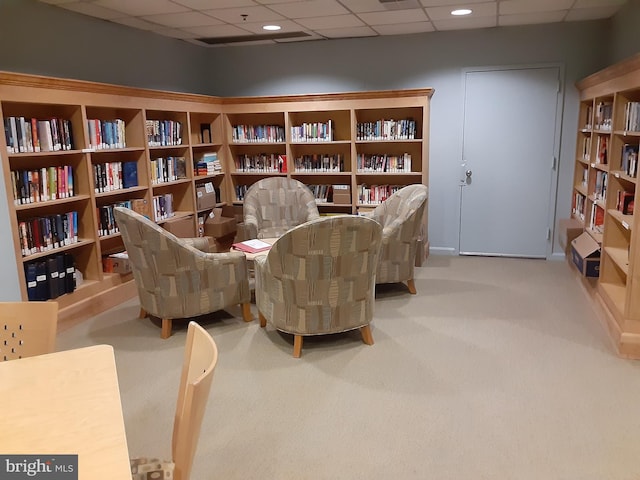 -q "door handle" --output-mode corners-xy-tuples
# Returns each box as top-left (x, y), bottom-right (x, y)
(466, 170), (472, 178)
